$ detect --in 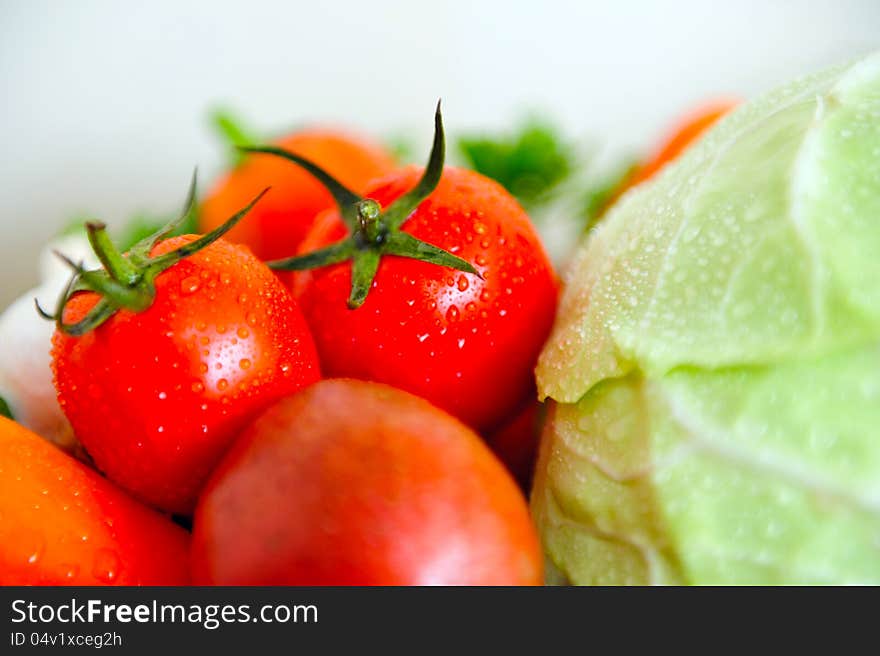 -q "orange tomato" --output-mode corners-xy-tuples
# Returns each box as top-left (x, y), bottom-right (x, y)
(0, 416), (190, 585)
(627, 99), (739, 189)
(200, 130), (396, 261)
